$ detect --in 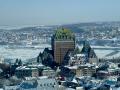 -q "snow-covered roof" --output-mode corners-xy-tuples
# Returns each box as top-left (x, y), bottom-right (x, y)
(16, 66), (38, 70)
(65, 88), (75, 90)
(65, 66), (78, 69)
(72, 78), (78, 84)
(76, 54), (85, 57)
